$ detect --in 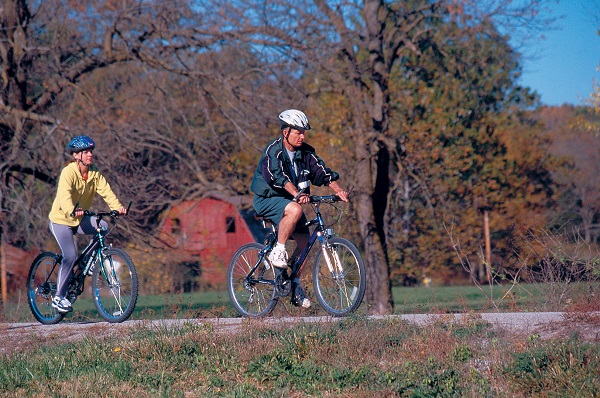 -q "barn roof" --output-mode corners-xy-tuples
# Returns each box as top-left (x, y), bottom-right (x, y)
(239, 208), (270, 243)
